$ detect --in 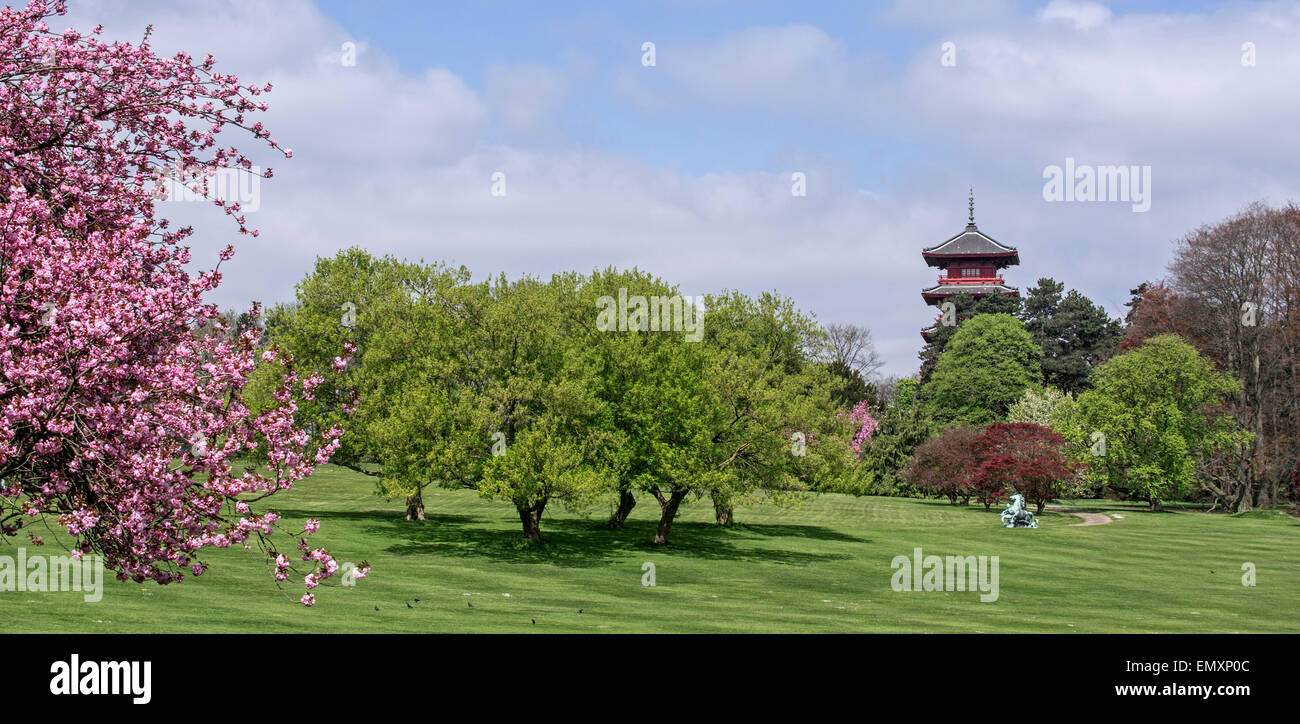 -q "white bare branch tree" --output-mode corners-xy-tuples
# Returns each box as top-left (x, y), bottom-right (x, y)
(824, 322), (884, 380)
